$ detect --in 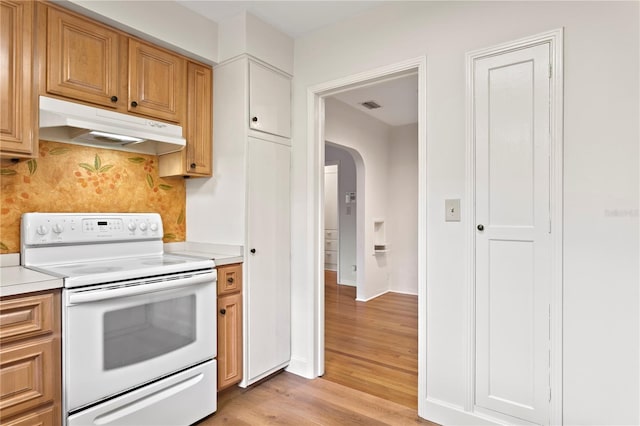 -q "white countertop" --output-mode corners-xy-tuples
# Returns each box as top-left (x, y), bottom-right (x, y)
(1, 265), (63, 297)
(164, 242), (244, 267)
(0, 241), (242, 297)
